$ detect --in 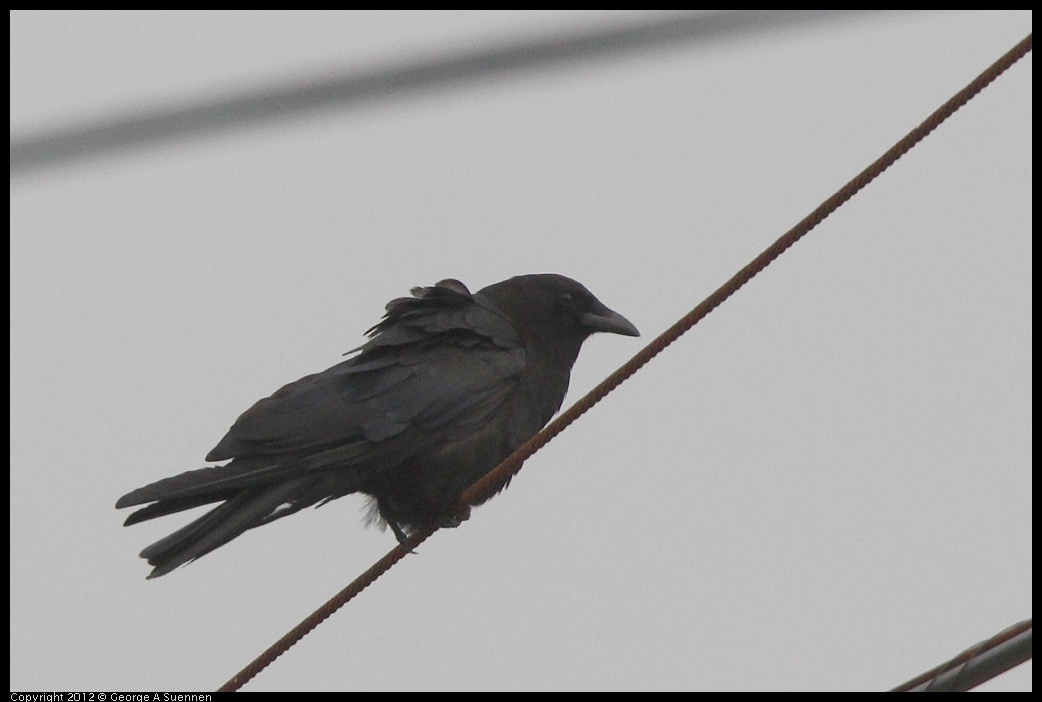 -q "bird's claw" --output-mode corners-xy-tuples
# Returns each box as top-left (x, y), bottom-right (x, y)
(389, 521), (418, 553)
(436, 505), (472, 529)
